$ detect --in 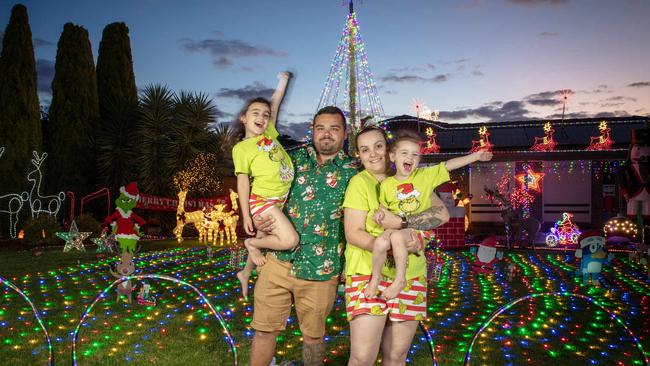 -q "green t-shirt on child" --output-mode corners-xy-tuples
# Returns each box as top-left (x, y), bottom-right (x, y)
(232, 123), (294, 198)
